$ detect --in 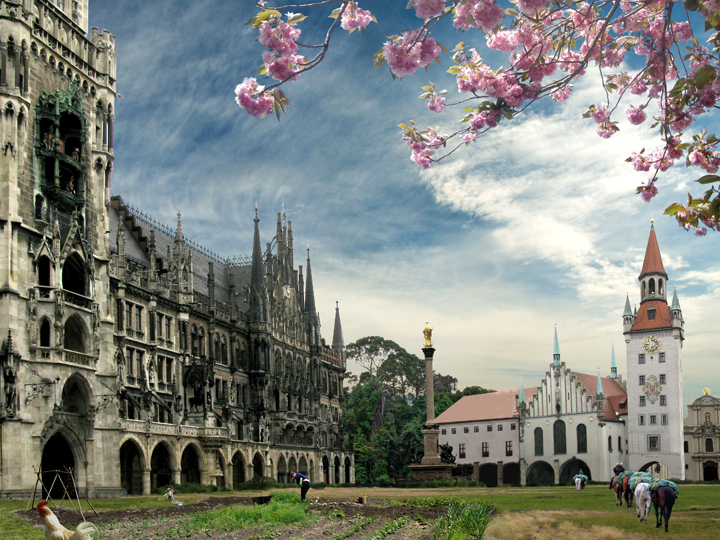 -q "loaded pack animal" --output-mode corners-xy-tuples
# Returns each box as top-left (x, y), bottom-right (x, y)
(634, 482), (651, 523)
(612, 473), (634, 507)
(573, 471), (588, 491)
(652, 486), (676, 532)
